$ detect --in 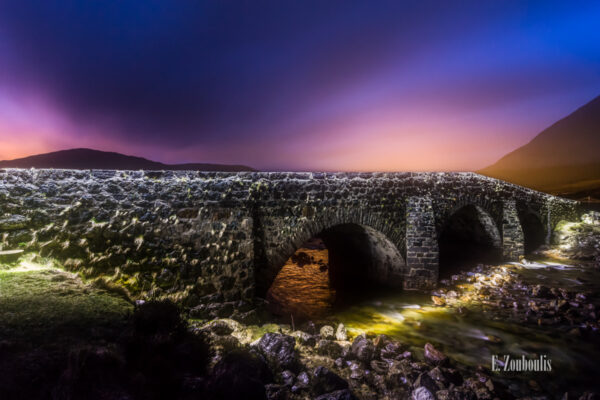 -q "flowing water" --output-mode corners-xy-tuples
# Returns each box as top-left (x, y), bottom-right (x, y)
(268, 248), (600, 397)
